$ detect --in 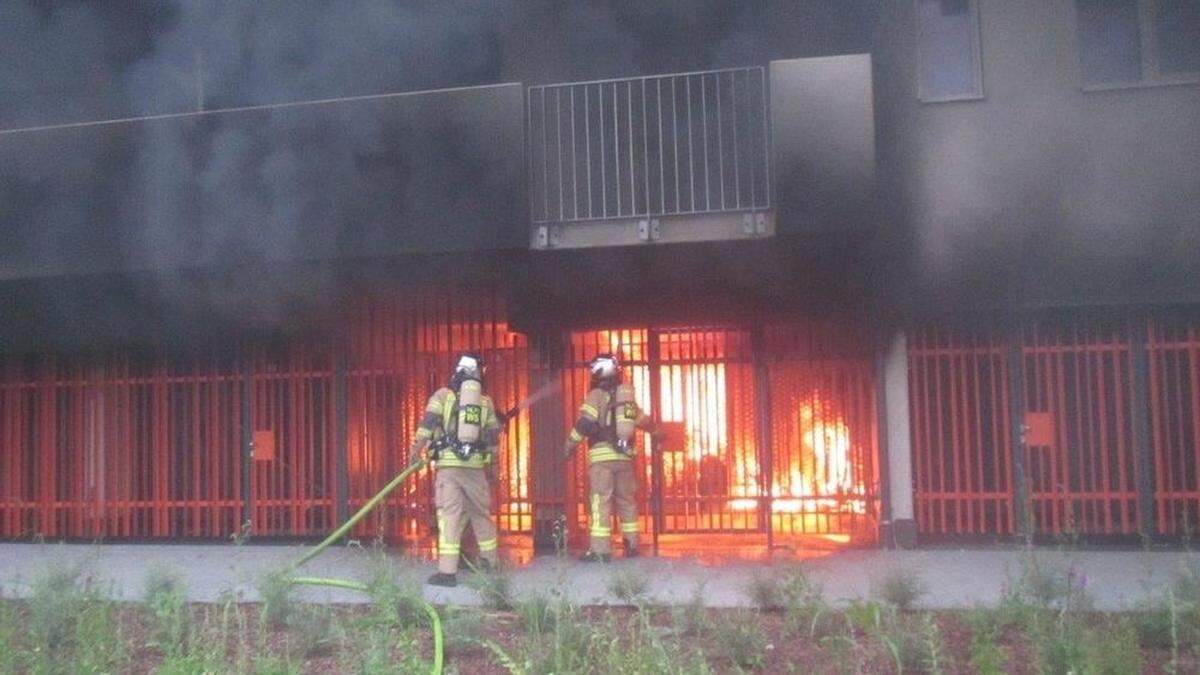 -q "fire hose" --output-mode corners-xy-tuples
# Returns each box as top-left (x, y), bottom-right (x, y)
(283, 458), (443, 675)
(277, 395), (544, 674)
